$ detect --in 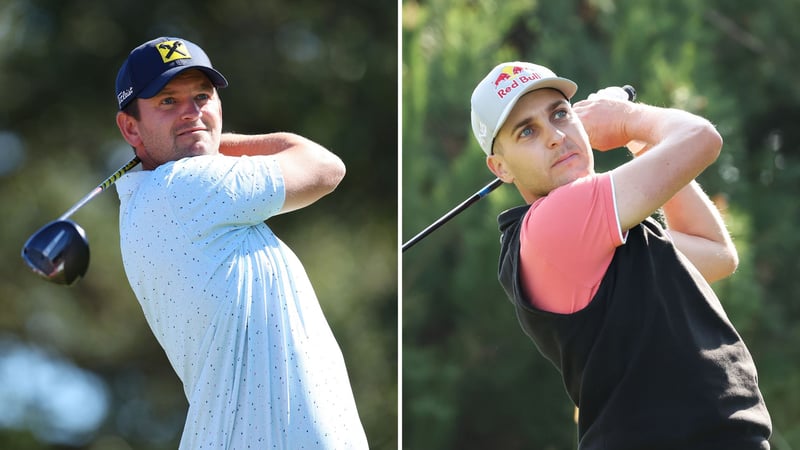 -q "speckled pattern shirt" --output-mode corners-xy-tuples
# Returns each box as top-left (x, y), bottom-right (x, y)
(116, 154), (368, 449)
